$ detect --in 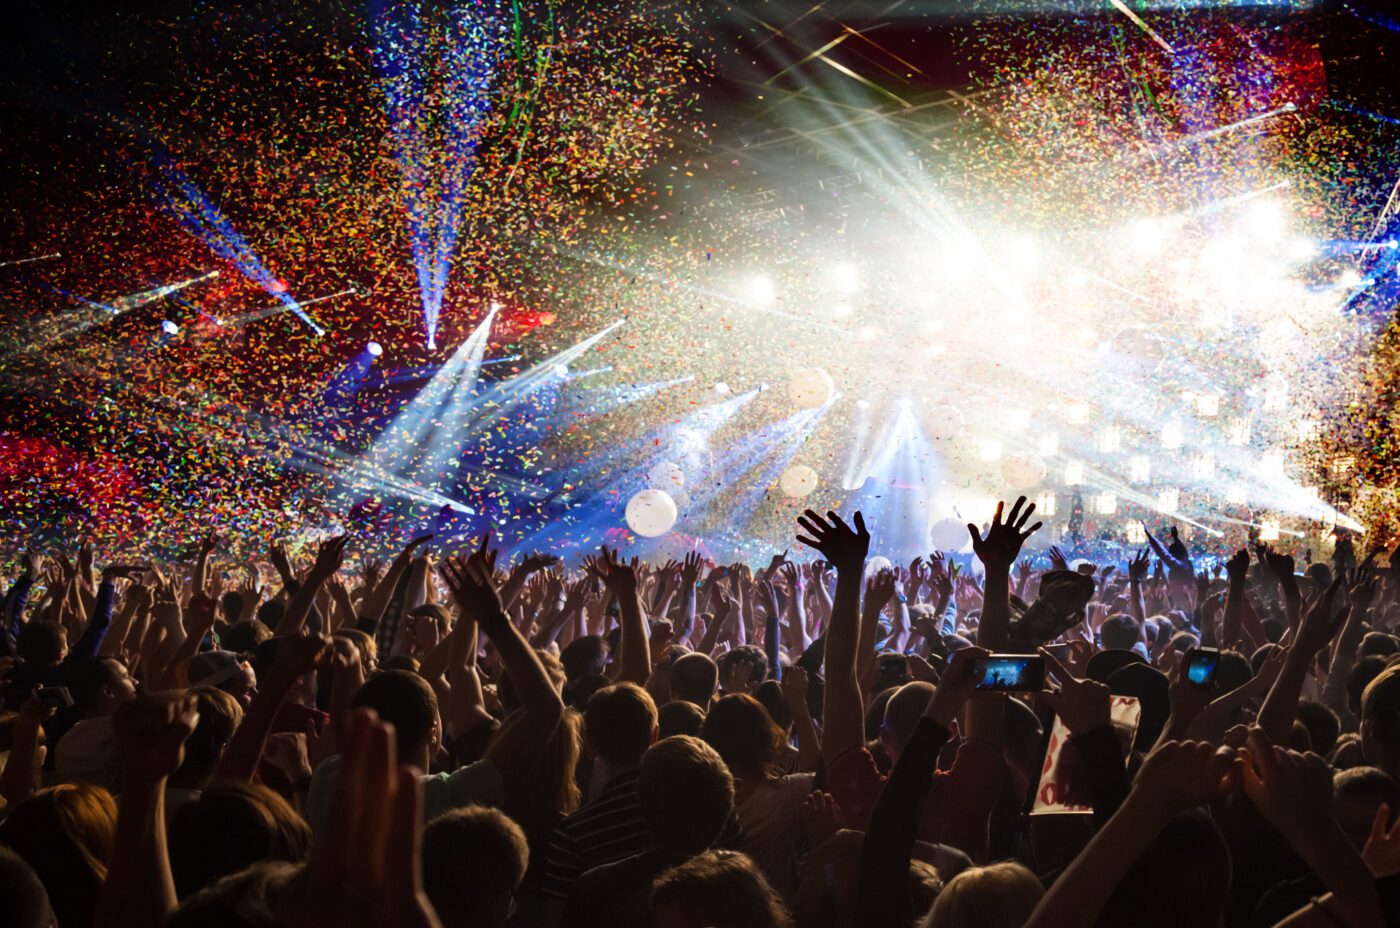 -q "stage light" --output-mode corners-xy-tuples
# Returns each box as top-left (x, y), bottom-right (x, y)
(1191, 452), (1215, 479)
(1338, 268), (1363, 288)
(926, 342), (946, 357)
(715, 382), (731, 395)
(1262, 449), (1286, 475)
(1287, 238), (1318, 261)
(1161, 421), (1183, 450)
(1064, 461), (1084, 485)
(855, 398), (871, 410)
(1096, 427), (1121, 453)
(829, 303), (854, 320)
(1067, 403), (1090, 425)
(1194, 394), (1220, 417)
(831, 263), (859, 294)
(1262, 383), (1288, 411)
(1260, 520), (1281, 542)
(1035, 493), (1058, 517)
(858, 325), (879, 341)
(1226, 486), (1248, 505)
(744, 274), (776, 306)
(161, 320), (179, 335)
(920, 319), (944, 335)
(979, 439), (1003, 461)
(1125, 521), (1146, 544)
(1242, 198), (1287, 242)
(1129, 456), (1150, 483)
(1038, 433), (1059, 456)
(1006, 408), (1031, 431)
(1157, 488), (1180, 513)
(1007, 236), (1040, 274)
(554, 364), (569, 377)
(1095, 492), (1117, 515)
(1127, 218), (1167, 257)
(1295, 418), (1321, 441)
(367, 341), (383, 357)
